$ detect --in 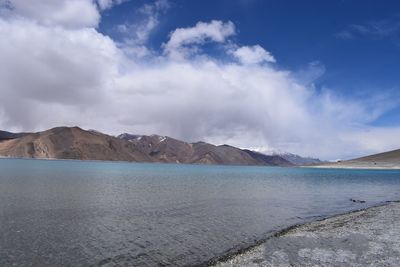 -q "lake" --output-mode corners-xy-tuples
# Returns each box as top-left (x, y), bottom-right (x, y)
(0, 158), (399, 266)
